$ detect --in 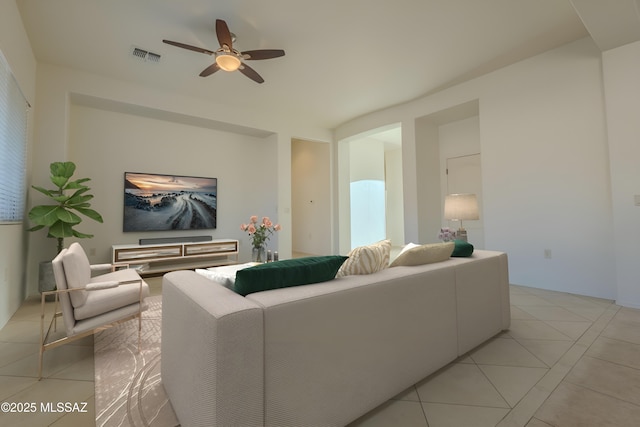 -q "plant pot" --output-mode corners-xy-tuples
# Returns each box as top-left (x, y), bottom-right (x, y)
(38, 261), (56, 301)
